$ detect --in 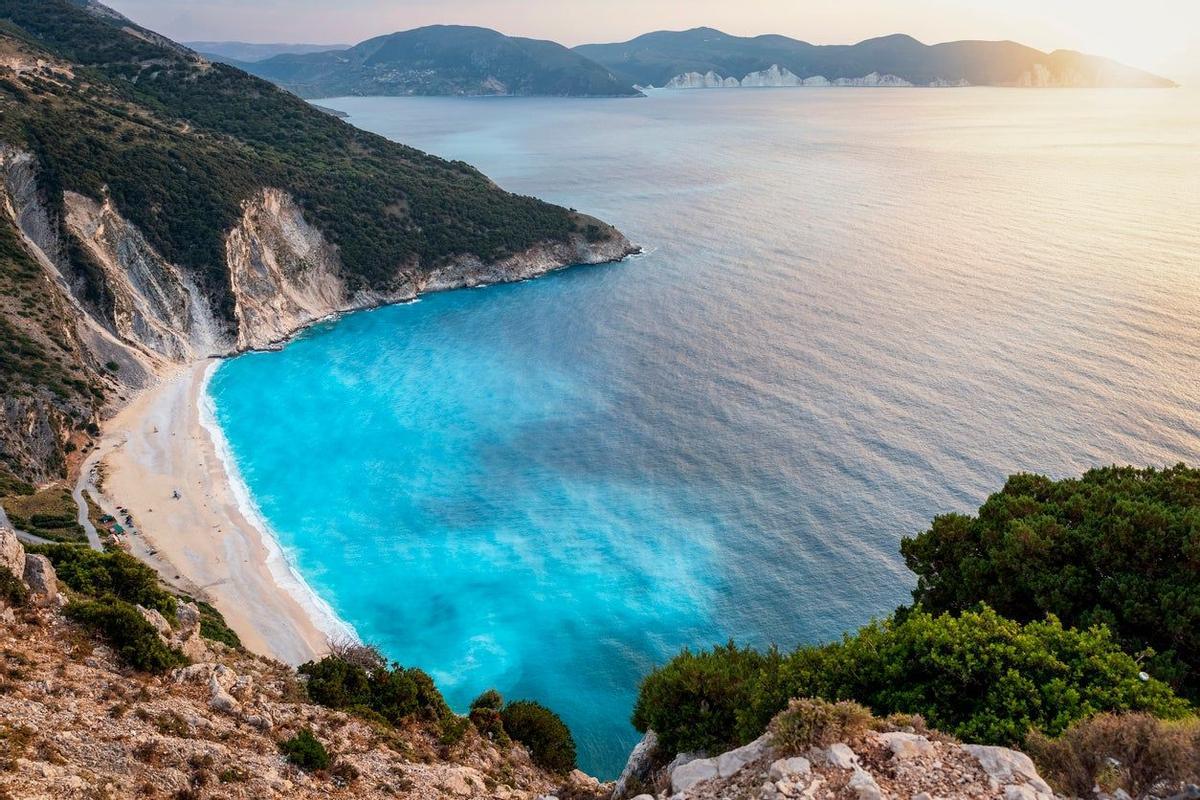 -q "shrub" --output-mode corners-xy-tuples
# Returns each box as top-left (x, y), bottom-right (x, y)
(1027, 713), (1200, 798)
(901, 465), (1200, 697)
(470, 688), (504, 711)
(328, 637), (386, 672)
(469, 689), (508, 744)
(298, 656), (371, 709)
(34, 545), (175, 617)
(635, 607), (1188, 756)
(438, 714), (471, 747)
(501, 701), (576, 774)
(631, 642), (780, 755)
(0, 568), (28, 608)
(279, 728), (330, 771)
(298, 654), (450, 725)
(769, 699), (874, 752)
(64, 596), (186, 673)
